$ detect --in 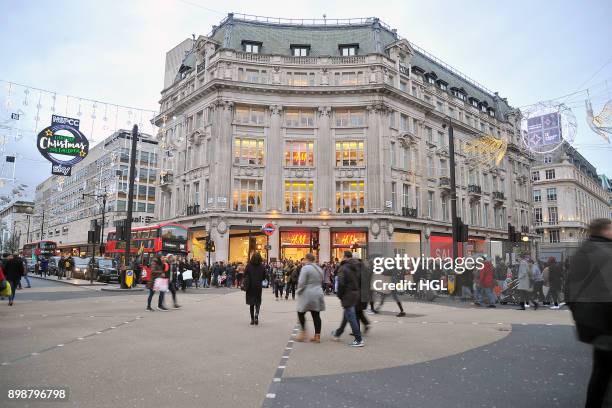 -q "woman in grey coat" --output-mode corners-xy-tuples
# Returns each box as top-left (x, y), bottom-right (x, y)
(295, 253), (326, 343)
(516, 257), (538, 310)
